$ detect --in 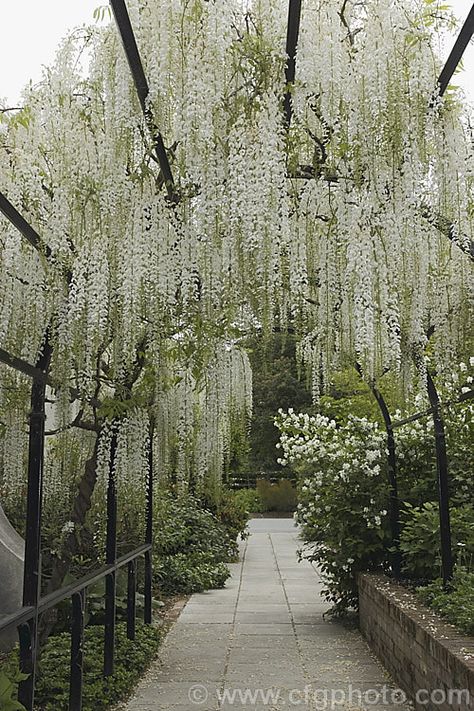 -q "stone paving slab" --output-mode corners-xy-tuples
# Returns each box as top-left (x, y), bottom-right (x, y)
(125, 519), (411, 711)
